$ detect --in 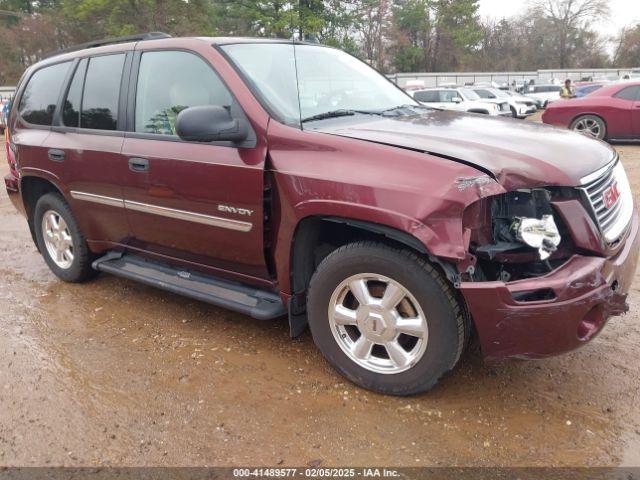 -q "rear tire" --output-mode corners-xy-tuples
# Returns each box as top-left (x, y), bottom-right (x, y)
(34, 193), (96, 282)
(570, 114), (606, 140)
(306, 242), (467, 396)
